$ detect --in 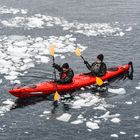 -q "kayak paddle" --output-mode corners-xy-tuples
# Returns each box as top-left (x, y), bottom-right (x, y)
(49, 44), (60, 101)
(75, 48), (104, 86)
